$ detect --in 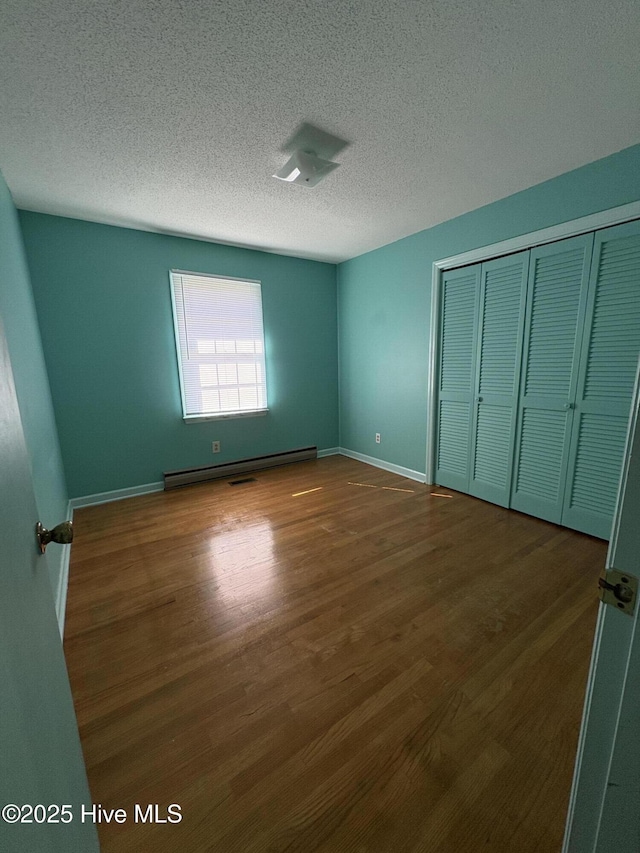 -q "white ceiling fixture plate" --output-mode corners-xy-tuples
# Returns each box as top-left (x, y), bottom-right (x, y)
(273, 123), (349, 187)
(273, 150), (339, 187)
